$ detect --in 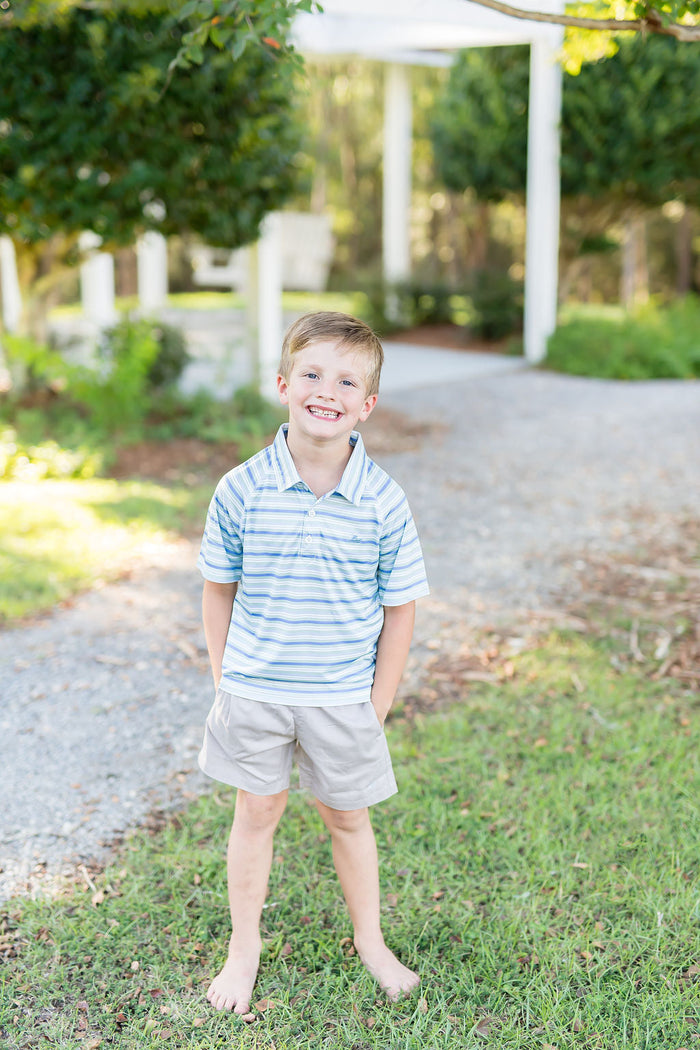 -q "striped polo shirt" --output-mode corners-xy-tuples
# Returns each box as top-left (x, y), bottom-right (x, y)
(197, 424), (429, 706)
